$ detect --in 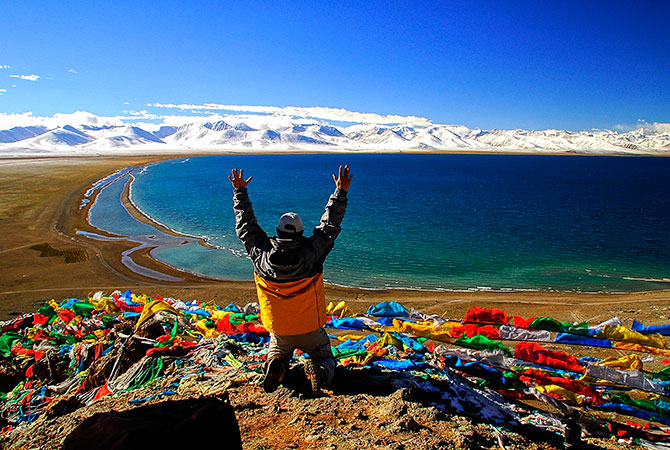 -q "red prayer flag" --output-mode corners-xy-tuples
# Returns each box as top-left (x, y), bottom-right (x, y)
(464, 306), (510, 325)
(93, 382), (112, 401)
(32, 313), (49, 326)
(514, 342), (585, 374)
(513, 315), (536, 329)
(59, 309), (76, 323)
(449, 323), (501, 339)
